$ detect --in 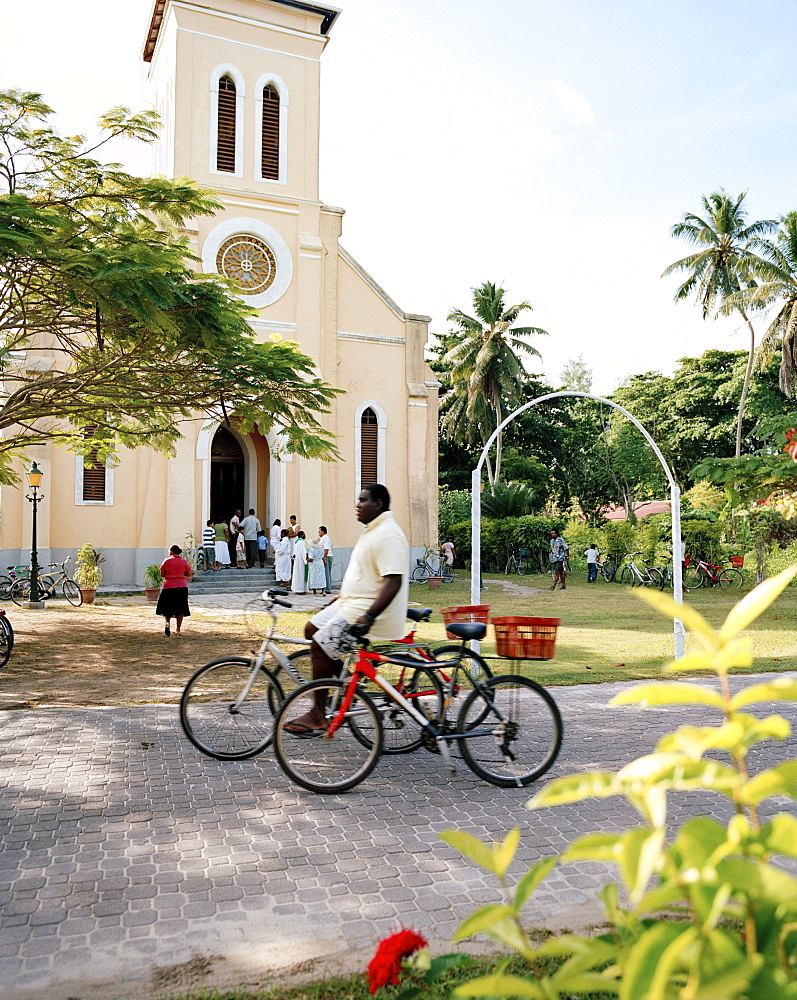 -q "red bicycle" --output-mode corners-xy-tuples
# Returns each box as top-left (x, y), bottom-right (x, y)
(684, 558), (744, 590)
(273, 621), (562, 794)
